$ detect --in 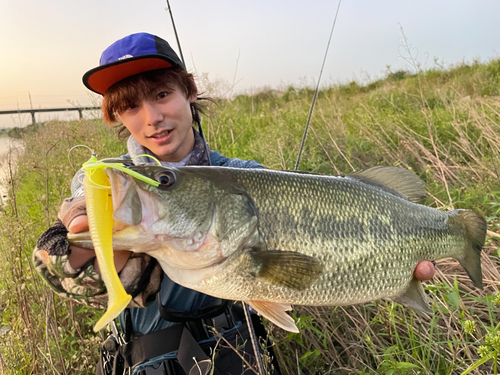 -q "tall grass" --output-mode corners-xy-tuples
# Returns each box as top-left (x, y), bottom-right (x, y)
(205, 58), (500, 374)
(0, 121), (126, 374)
(1, 58), (499, 374)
